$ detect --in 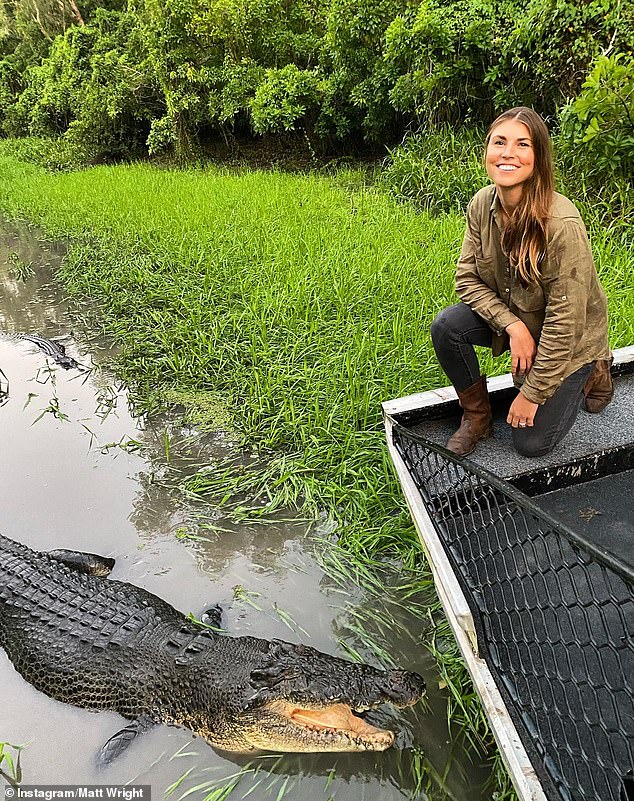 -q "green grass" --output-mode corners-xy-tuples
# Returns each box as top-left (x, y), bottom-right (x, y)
(0, 140), (630, 800)
(0, 153), (470, 550)
(0, 741), (27, 787)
